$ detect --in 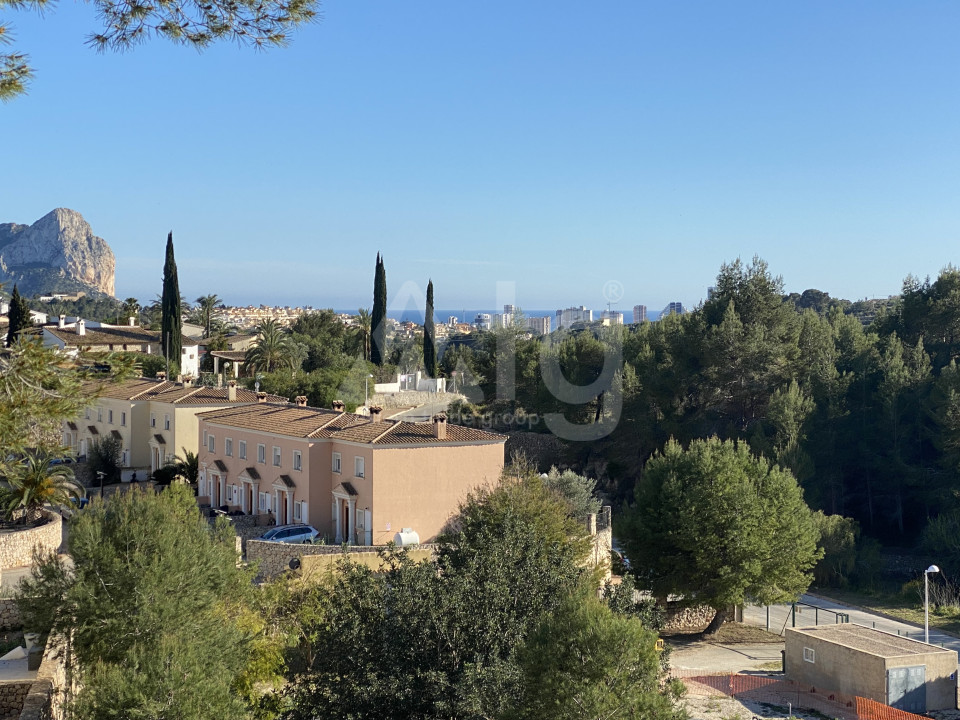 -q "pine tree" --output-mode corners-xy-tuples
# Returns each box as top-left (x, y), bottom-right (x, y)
(5, 285), (30, 347)
(371, 253), (387, 367)
(423, 279), (437, 377)
(161, 232), (182, 376)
